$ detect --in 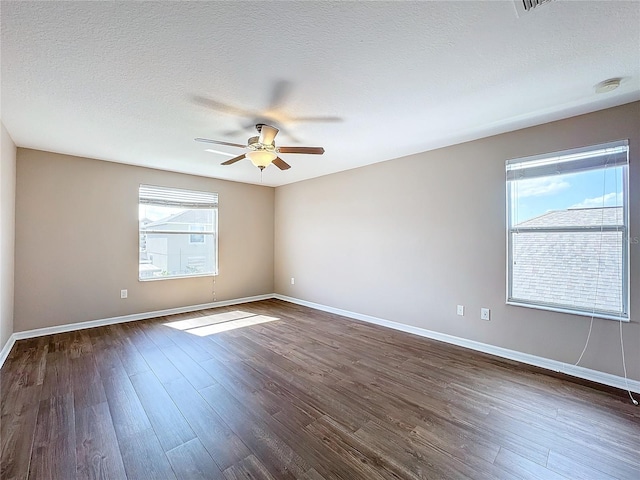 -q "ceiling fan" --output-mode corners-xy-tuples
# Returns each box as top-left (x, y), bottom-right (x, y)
(195, 123), (324, 171)
(192, 80), (342, 142)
